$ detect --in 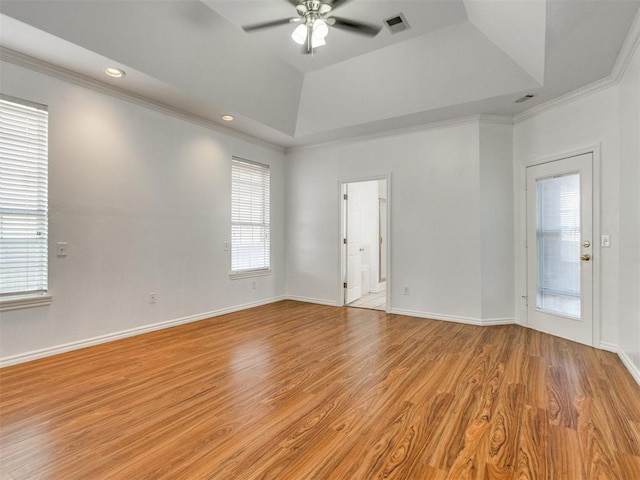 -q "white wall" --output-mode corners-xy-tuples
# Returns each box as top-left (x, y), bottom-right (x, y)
(286, 119), (515, 323)
(480, 123), (515, 320)
(617, 42), (640, 376)
(513, 87), (621, 345)
(0, 61), (286, 364)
